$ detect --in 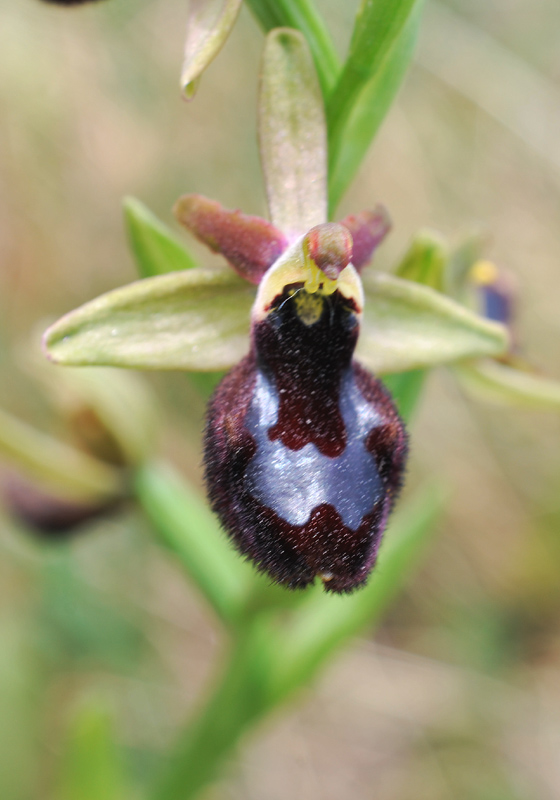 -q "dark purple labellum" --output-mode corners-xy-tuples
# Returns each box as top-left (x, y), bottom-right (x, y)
(204, 285), (408, 593)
